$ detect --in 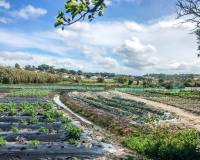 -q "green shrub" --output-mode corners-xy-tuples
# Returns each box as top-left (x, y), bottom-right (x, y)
(123, 126), (199, 160)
